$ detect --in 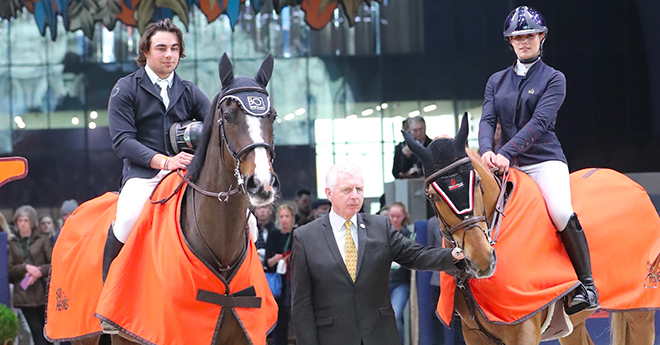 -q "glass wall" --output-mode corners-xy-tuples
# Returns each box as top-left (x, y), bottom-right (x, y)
(0, 3), (483, 195)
